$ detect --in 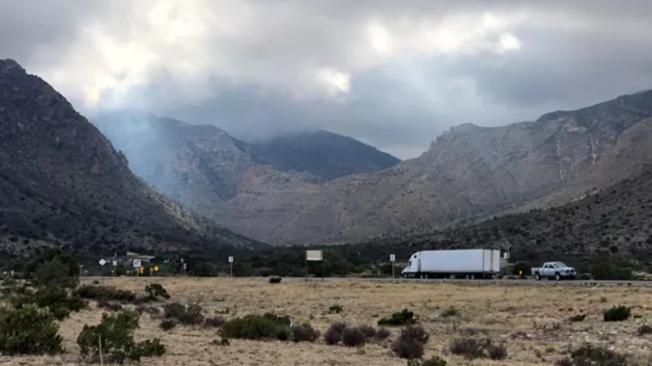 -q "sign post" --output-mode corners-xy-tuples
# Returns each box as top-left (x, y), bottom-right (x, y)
(306, 250), (324, 281)
(228, 256), (234, 277)
(133, 259), (142, 277)
(389, 254), (396, 282)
